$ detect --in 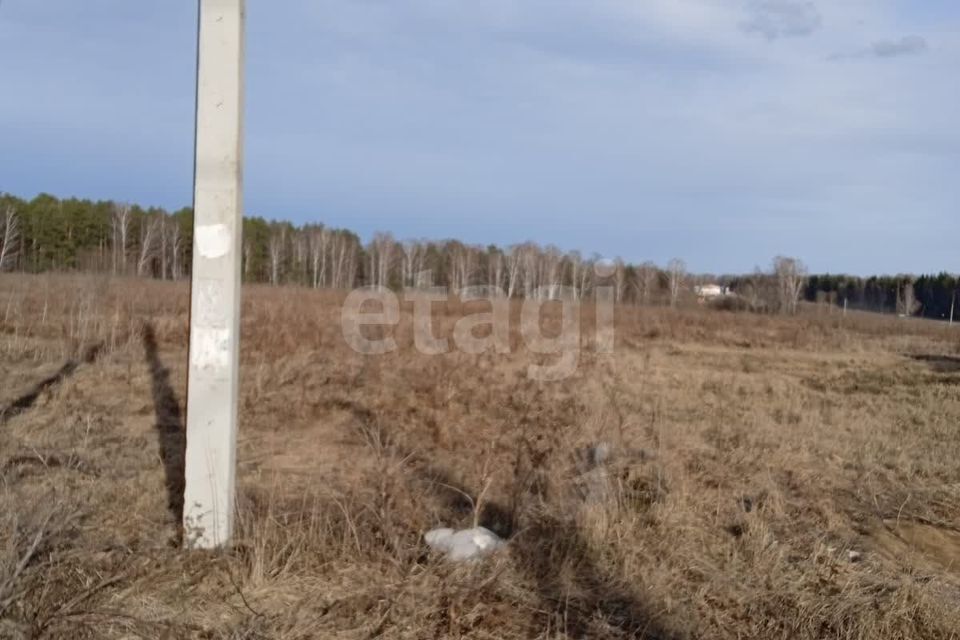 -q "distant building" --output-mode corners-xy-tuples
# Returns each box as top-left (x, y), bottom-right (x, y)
(695, 284), (730, 300)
